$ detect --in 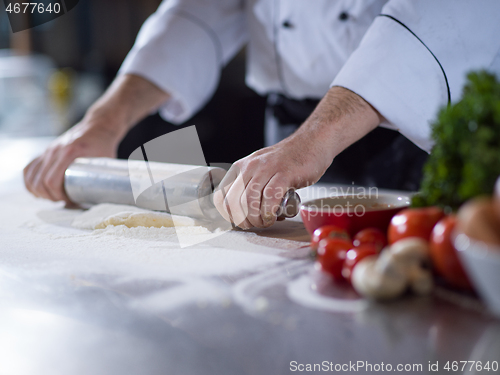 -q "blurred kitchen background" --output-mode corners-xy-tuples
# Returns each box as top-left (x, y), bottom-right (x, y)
(0, 0), (266, 164)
